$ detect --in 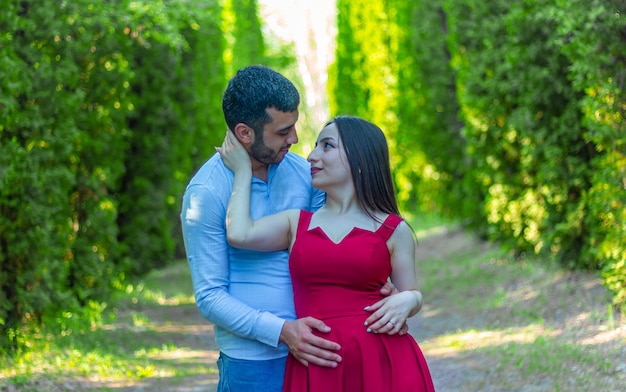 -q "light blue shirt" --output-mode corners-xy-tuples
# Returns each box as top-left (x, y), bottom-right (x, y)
(180, 152), (325, 360)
